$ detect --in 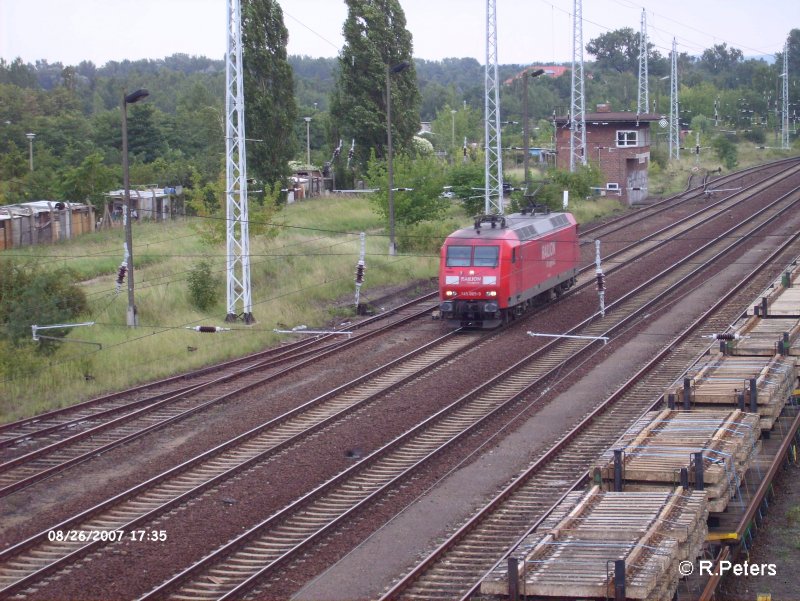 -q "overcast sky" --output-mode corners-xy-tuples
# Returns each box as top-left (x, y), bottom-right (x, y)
(1, 0), (795, 68)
